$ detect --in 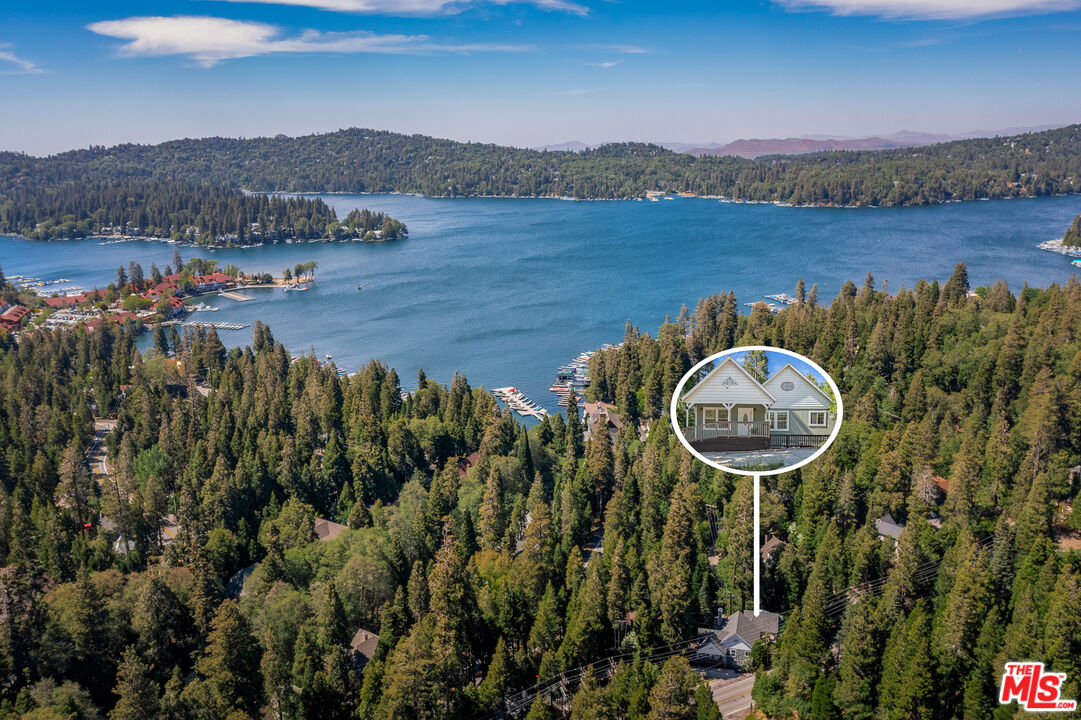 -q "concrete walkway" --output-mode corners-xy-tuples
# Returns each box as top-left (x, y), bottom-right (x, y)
(703, 447), (817, 470)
